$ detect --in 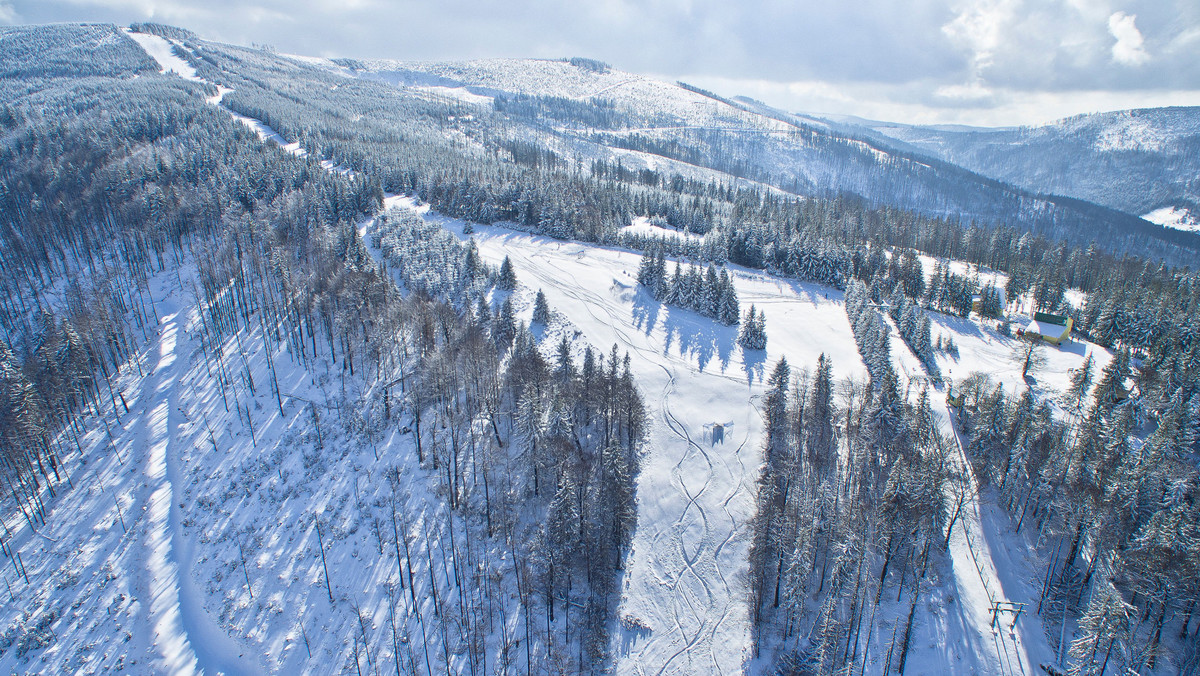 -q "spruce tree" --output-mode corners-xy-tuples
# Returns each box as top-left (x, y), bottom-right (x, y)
(718, 269), (740, 325)
(532, 289), (550, 325)
(498, 255), (518, 290)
